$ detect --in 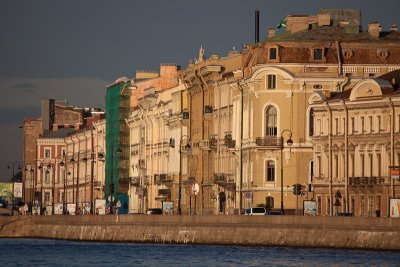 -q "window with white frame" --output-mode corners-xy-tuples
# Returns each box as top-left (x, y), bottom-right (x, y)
(265, 160), (275, 182)
(267, 74), (276, 89)
(44, 170), (50, 183)
(45, 148), (51, 159)
(360, 154), (365, 177)
(377, 115), (382, 132)
(265, 106), (277, 136)
(44, 192), (50, 203)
